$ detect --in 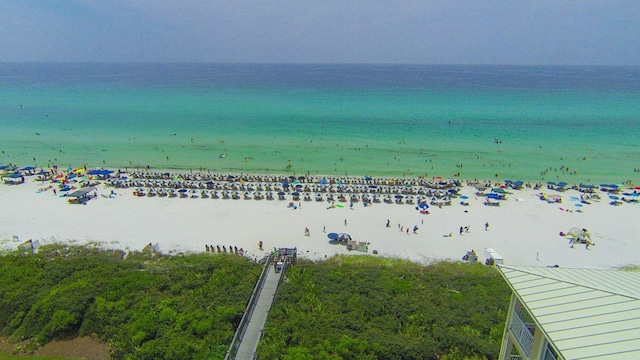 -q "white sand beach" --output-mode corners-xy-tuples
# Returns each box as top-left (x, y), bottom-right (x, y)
(1, 171), (639, 270)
